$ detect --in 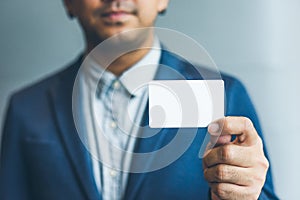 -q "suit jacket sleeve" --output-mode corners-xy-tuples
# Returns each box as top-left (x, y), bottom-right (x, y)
(0, 95), (30, 200)
(224, 76), (279, 200)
